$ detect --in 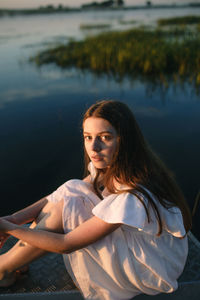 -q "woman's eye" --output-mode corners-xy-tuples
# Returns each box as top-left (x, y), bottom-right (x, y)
(84, 136), (92, 141)
(101, 135), (111, 141)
